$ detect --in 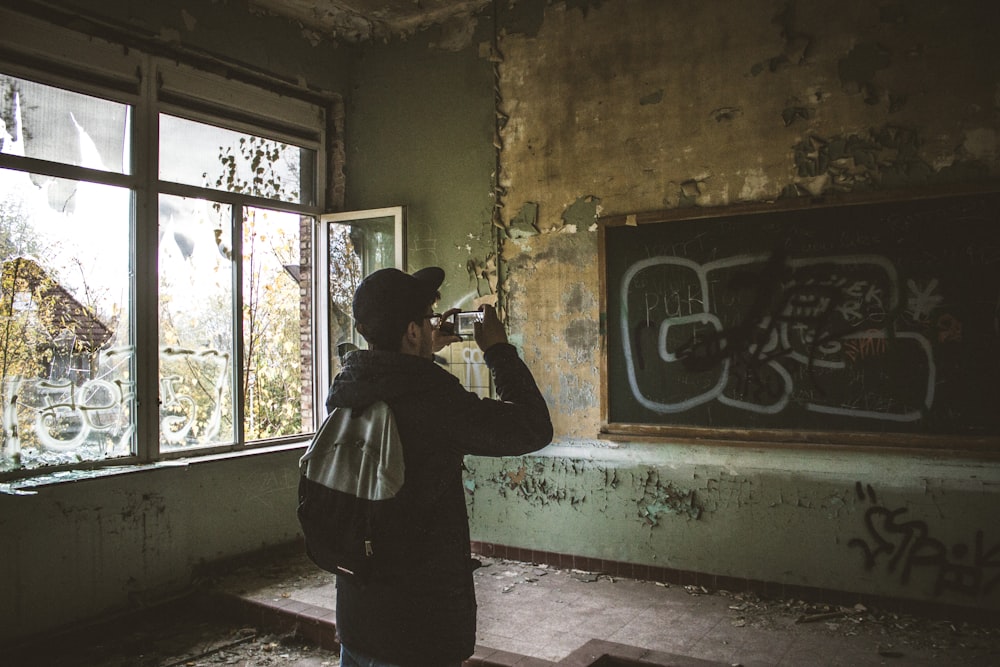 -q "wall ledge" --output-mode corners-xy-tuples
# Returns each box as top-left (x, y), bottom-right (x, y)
(0, 440), (308, 495)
